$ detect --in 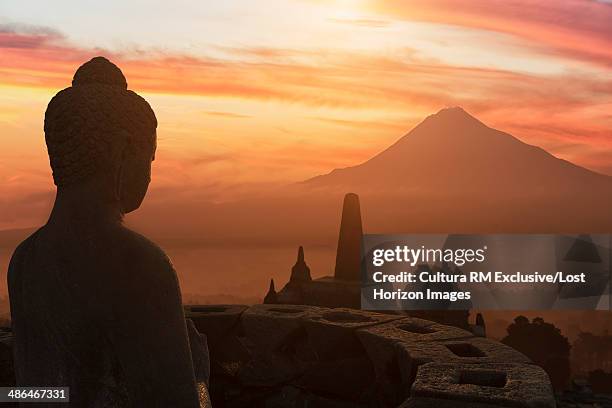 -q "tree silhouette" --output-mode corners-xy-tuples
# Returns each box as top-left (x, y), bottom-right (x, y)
(572, 331), (612, 375)
(502, 316), (571, 391)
